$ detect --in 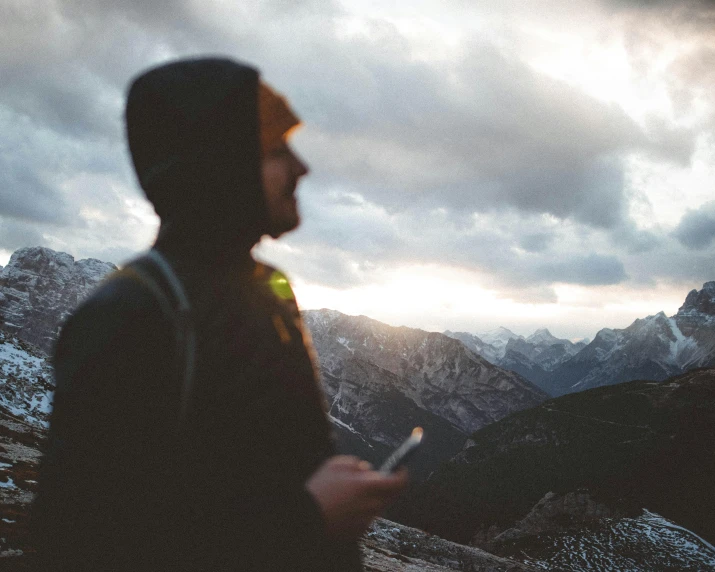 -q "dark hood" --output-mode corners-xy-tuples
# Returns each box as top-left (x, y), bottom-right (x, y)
(125, 57), (267, 258)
